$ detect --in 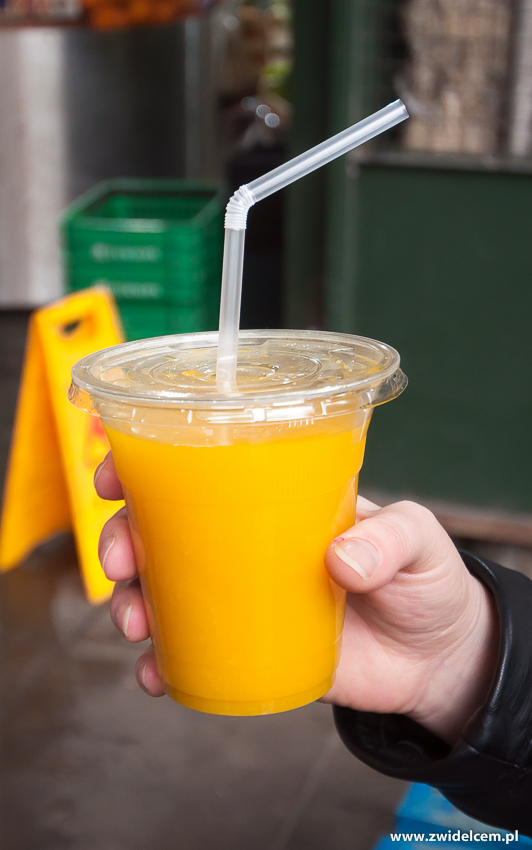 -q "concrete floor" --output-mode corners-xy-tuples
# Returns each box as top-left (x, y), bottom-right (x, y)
(0, 311), (407, 850)
(1, 537), (408, 850)
(3, 311), (531, 850)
